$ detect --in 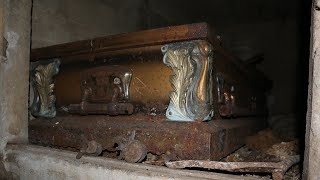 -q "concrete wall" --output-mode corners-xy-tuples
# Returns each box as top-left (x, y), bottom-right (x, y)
(31, 0), (146, 48)
(303, 0), (320, 179)
(0, 0), (31, 151)
(0, 0), (32, 178)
